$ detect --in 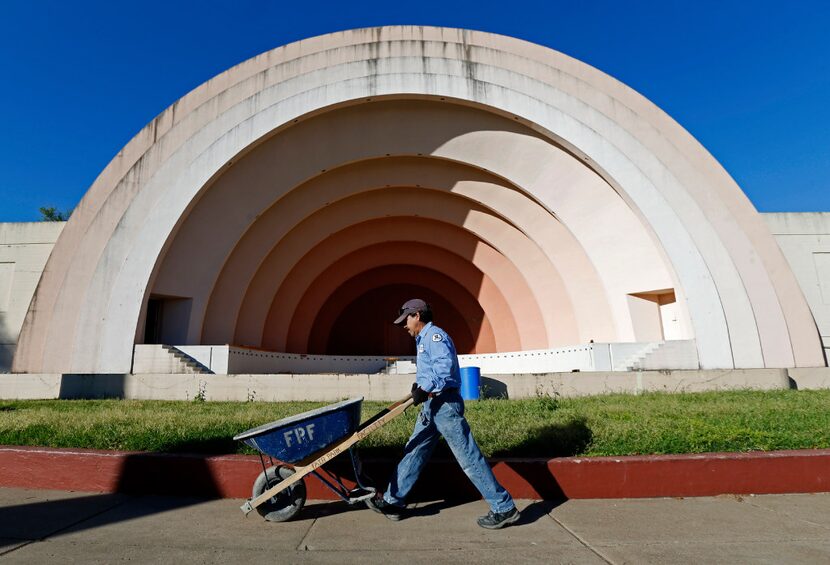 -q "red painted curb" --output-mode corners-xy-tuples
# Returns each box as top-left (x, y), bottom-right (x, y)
(1, 446), (828, 500)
